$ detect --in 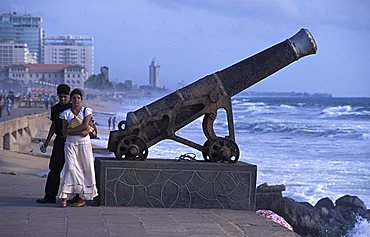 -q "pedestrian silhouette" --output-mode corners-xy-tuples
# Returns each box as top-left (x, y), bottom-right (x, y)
(108, 117), (112, 130)
(112, 116), (116, 130)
